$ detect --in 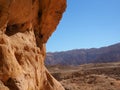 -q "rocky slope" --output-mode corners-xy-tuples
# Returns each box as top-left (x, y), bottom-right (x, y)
(47, 62), (120, 90)
(46, 43), (120, 65)
(0, 0), (66, 90)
